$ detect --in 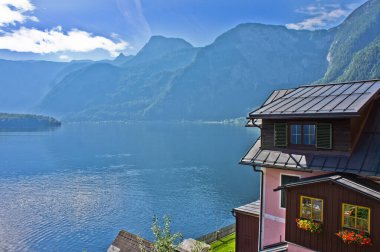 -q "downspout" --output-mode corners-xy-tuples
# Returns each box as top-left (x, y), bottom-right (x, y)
(253, 165), (264, 251)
